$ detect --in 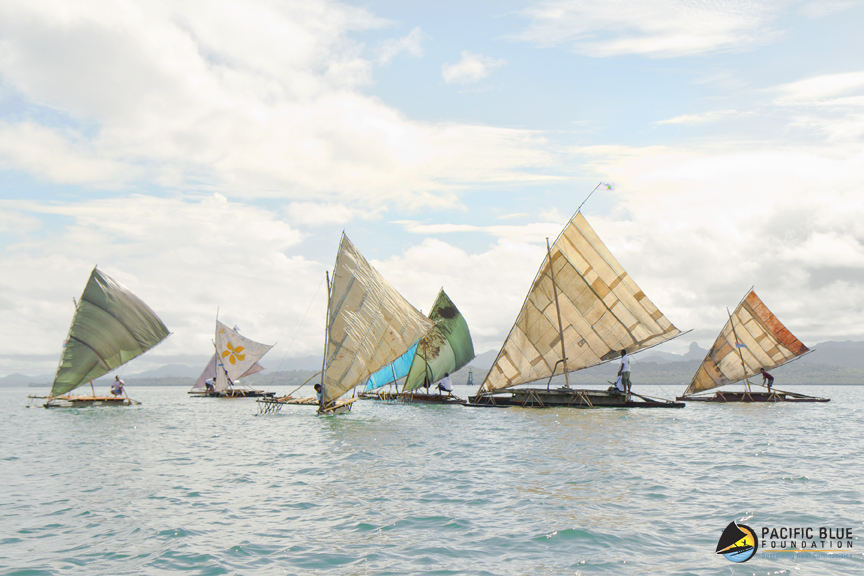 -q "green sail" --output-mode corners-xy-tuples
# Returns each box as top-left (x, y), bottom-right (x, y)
(51, 268), (170, 397)
(402, 289), (475, 391)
